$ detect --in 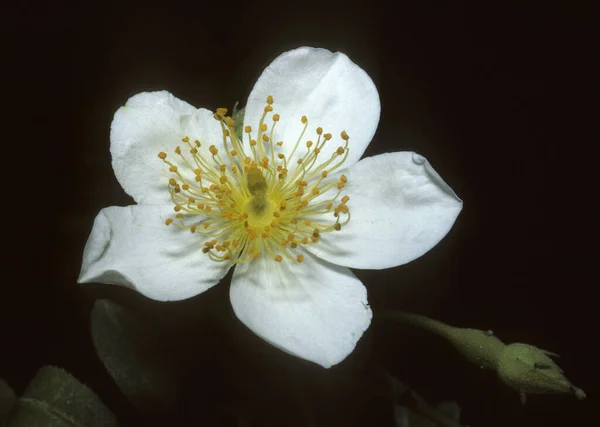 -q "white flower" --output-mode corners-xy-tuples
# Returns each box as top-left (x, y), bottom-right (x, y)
(79, 47), (462, 368)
